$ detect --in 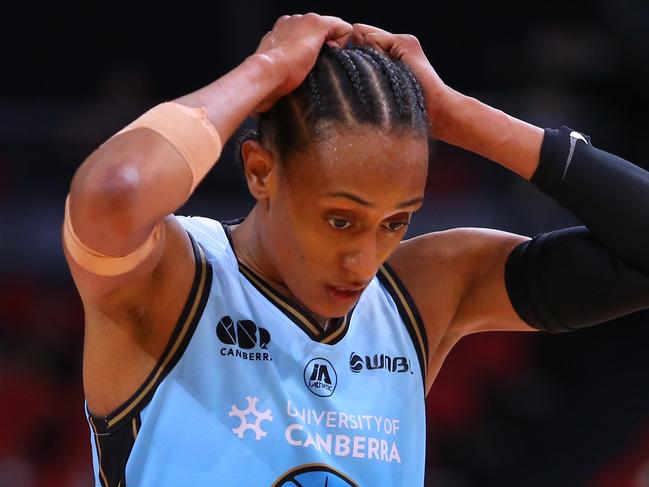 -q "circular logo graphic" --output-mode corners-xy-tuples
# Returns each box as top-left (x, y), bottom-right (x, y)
(303, 358), (338, 397)
(349, 352), (363, 373)
(272, 464), (358, 486)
